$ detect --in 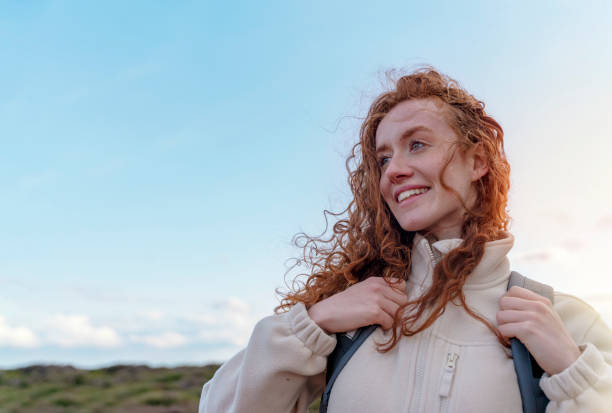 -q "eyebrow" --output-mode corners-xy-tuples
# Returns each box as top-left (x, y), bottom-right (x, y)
(375, 125), (433, 153)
